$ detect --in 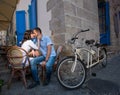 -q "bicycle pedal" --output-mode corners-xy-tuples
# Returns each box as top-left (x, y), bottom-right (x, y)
(91, 73), (96, 77)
